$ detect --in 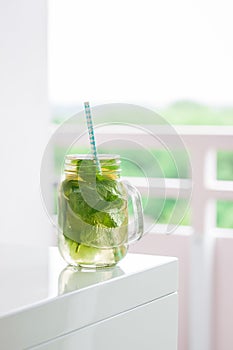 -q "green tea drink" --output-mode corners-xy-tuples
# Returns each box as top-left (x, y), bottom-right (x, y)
(58, 155), (128, 268)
